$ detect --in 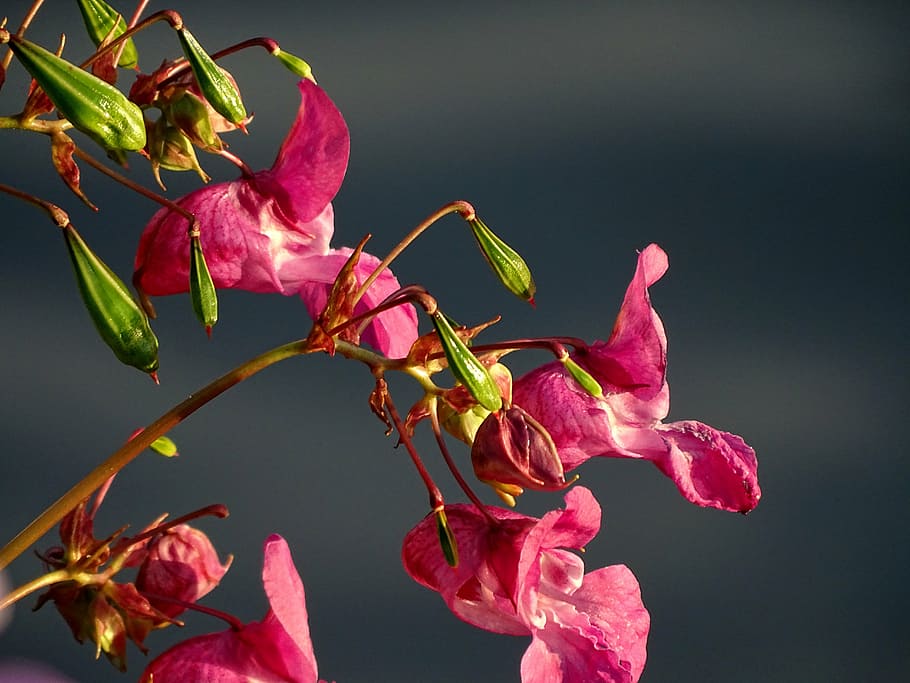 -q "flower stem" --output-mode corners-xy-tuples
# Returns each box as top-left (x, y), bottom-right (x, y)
(383, 393), (445, 511)
(0, 338), (314, 572)
(352, 200), (475, 307)
(0, 568), (69, 611)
